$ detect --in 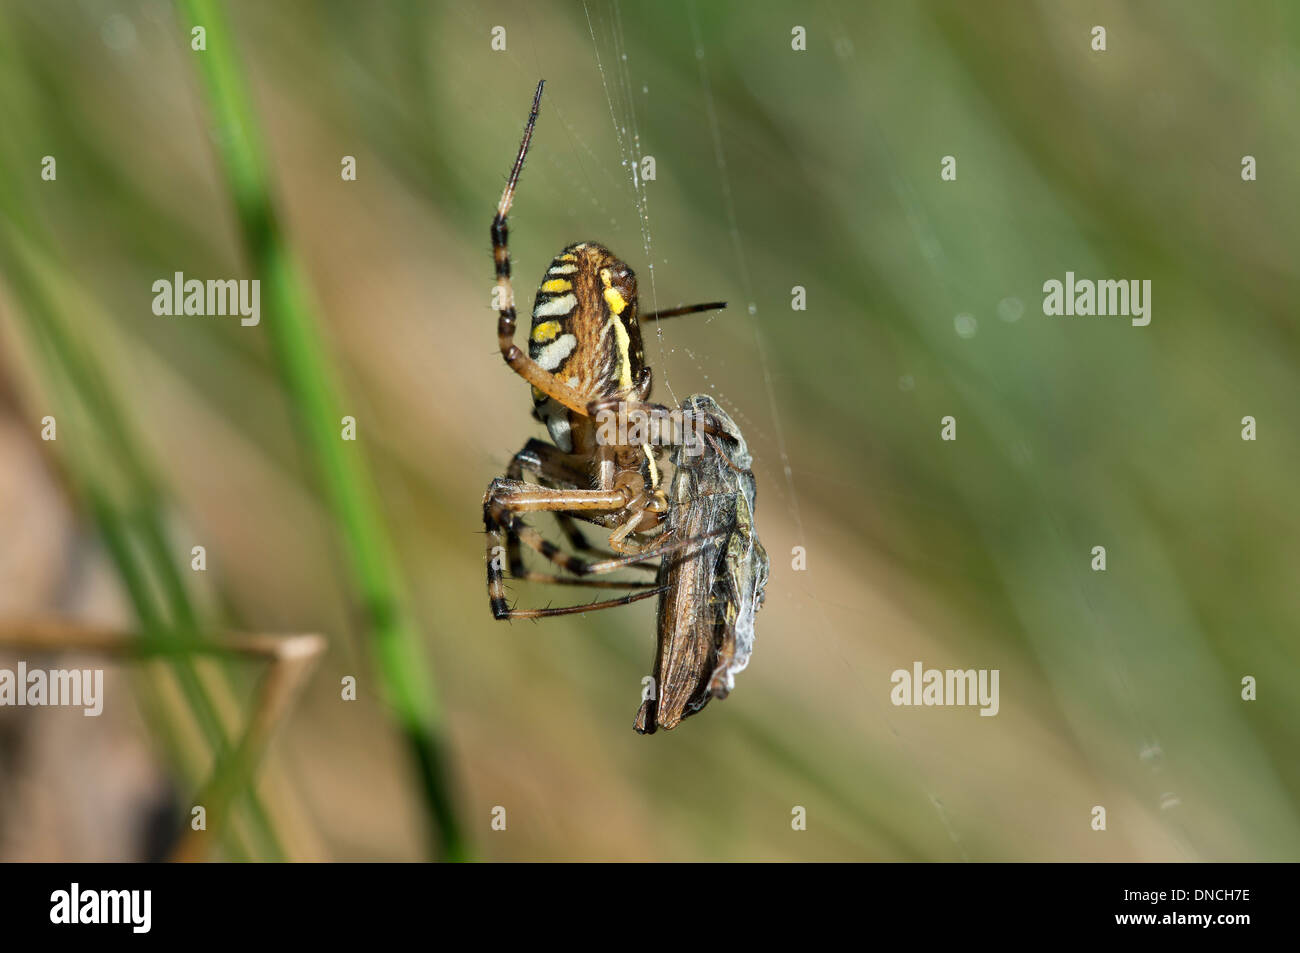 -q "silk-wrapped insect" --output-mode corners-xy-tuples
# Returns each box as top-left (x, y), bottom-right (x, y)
(634, 395), (769, 734)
